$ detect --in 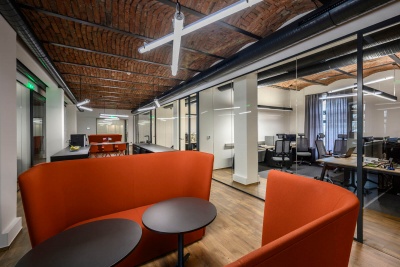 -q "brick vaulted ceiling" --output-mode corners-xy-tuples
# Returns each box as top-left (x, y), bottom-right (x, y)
(13, 1), (400, 110)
